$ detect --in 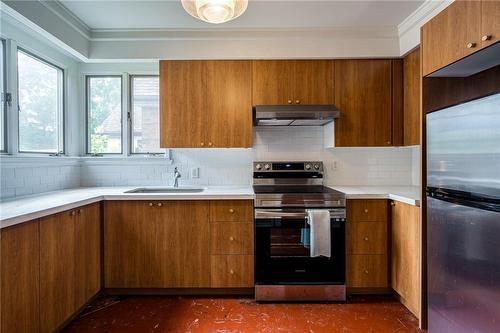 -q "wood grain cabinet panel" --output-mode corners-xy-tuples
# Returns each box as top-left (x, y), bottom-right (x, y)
(481, 0), (500, 48)
(210, 200), (253, 222)
(293, 60), (334, 105)
(347, 199), (388, 222)
(39, 211), (77, 333)
(206, 60), (252, 148)
(334, 60), (393, 147)
(1, 221), (40, 333)
(160, 60), (207, 148)
(252, 60), (295, 105)
(210, 222), (254, 255)
(403, 48), (421, 146)
(74, 203), (101, 307)
(347, 255), (388, 288)
(391, 201), (421, 317)
(104, 201), (211, 288)
(347, 222), (387, 255)
(211, 255), (254, 288)
(421, 0), (481, 76)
